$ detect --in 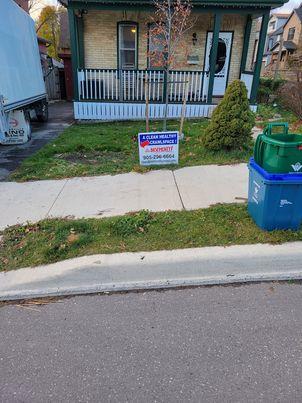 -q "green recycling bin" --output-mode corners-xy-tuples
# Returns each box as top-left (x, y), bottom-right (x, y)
(254, 123), (302, 174)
